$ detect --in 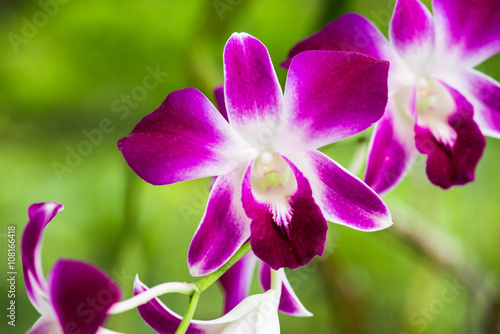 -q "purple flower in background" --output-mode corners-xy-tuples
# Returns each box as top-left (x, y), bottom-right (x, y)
(22, 202), (121, 334)
(284, 0), (500, 193)
(134, 275), (281, 334)
(118, 32), (392, 276)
